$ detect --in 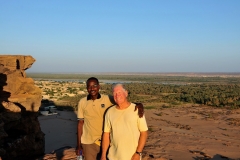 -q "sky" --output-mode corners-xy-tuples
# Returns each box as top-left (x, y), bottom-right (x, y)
(0, 0), (240, 73)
